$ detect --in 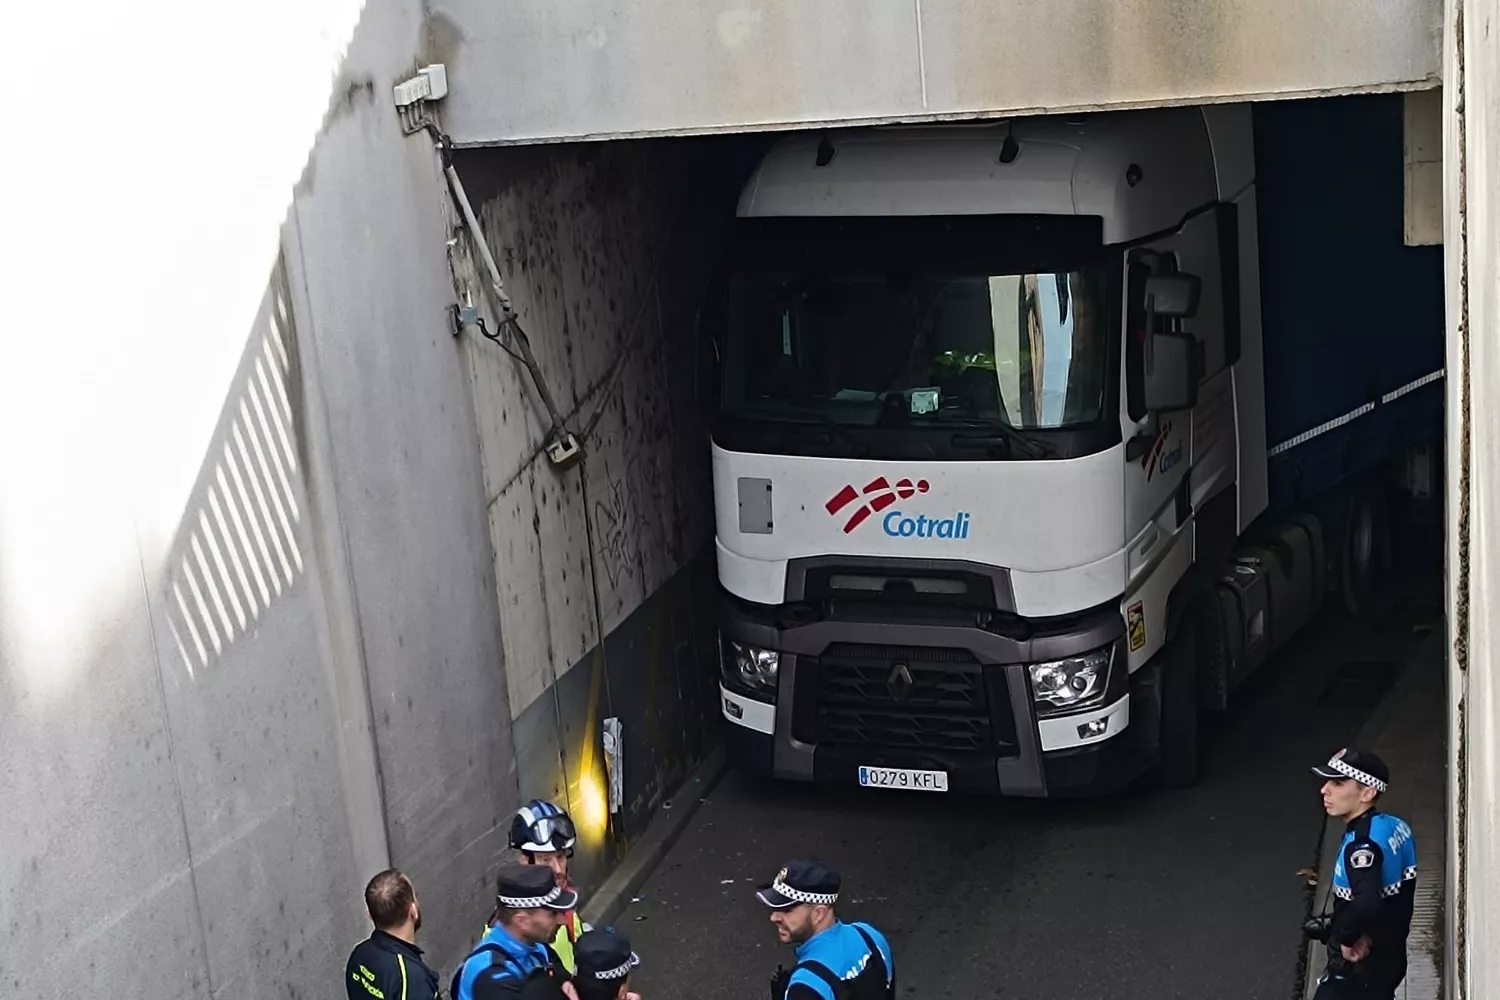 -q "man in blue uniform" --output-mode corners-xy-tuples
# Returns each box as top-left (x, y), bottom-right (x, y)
(345, 869), (440, 1000)
(452, 864), (580, 1000)
(756, 860), (895, 1000)
(1310, 748), (1417, 1000)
